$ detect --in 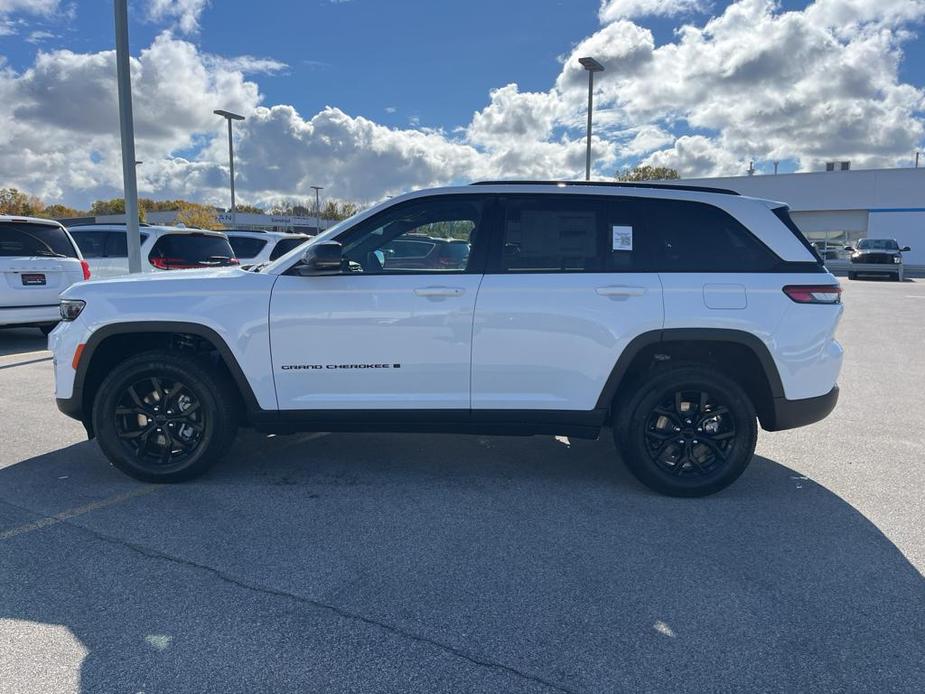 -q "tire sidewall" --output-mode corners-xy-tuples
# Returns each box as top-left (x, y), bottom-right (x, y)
(616, 367), (758, 497)
(93, 353), (228, 482)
